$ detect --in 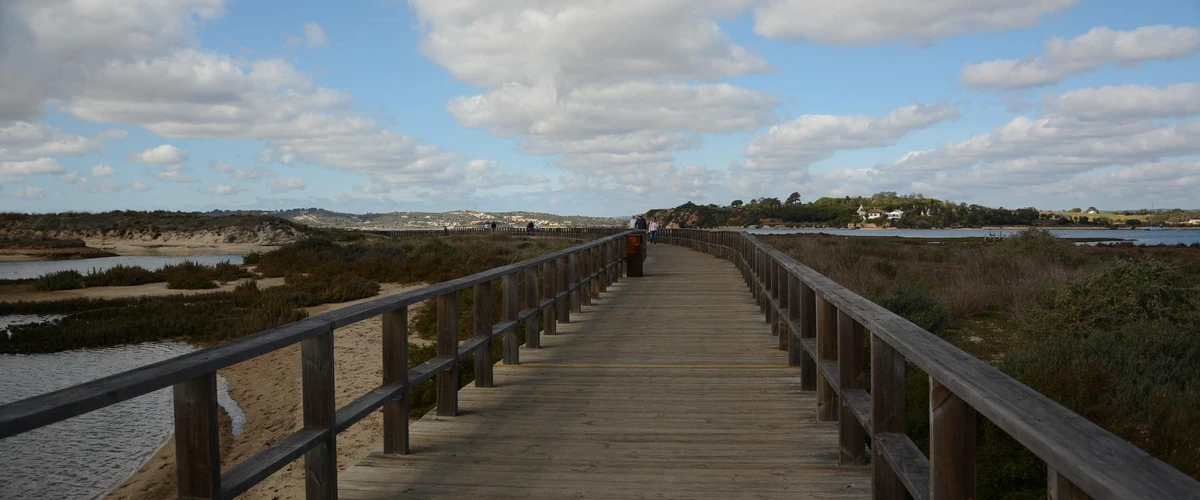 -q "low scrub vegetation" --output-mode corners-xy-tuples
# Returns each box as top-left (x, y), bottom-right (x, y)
(28, 261), (251, 291)
(762, 230), (1200, 496)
